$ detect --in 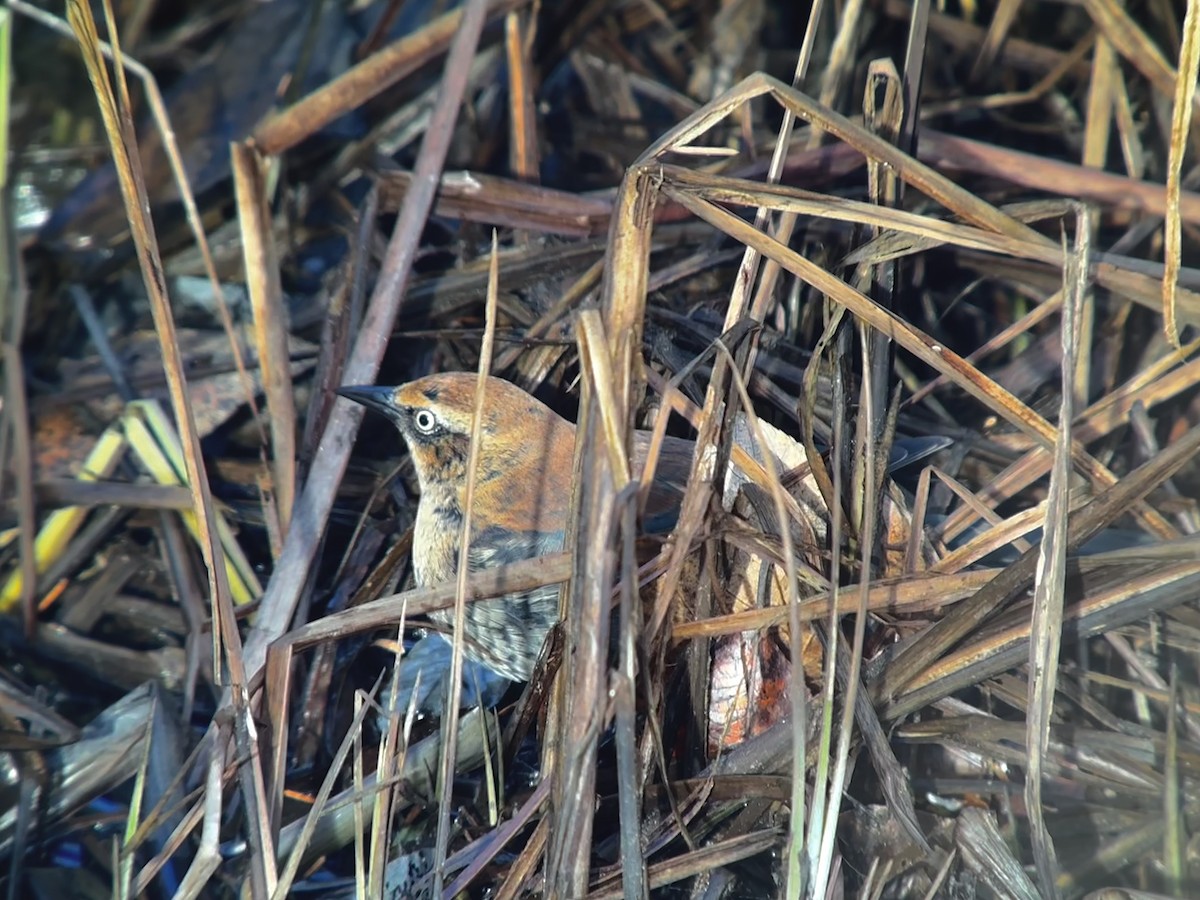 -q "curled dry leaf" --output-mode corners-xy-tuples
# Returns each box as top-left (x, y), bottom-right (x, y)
(706, 415), (931, 754)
